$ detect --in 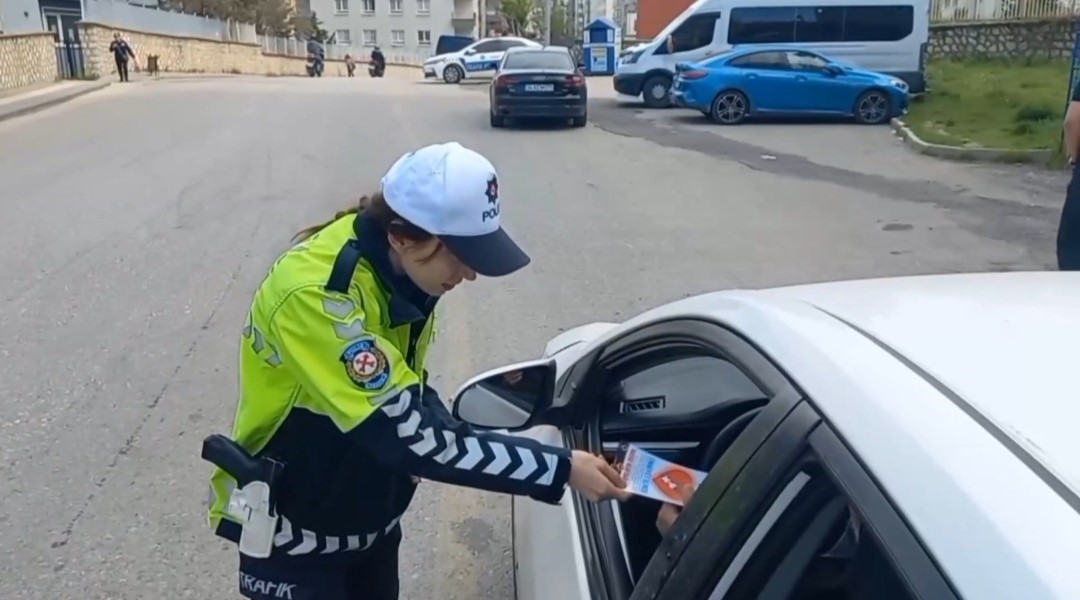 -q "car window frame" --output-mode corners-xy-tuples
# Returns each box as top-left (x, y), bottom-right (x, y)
(470, 39), (502, 53)
(637, 404), (959, 600)
(551, 317), (803, 600)
(503, 51), (575, 71)
(654, 12), (722, 55)
(726, 50), (791, 71)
